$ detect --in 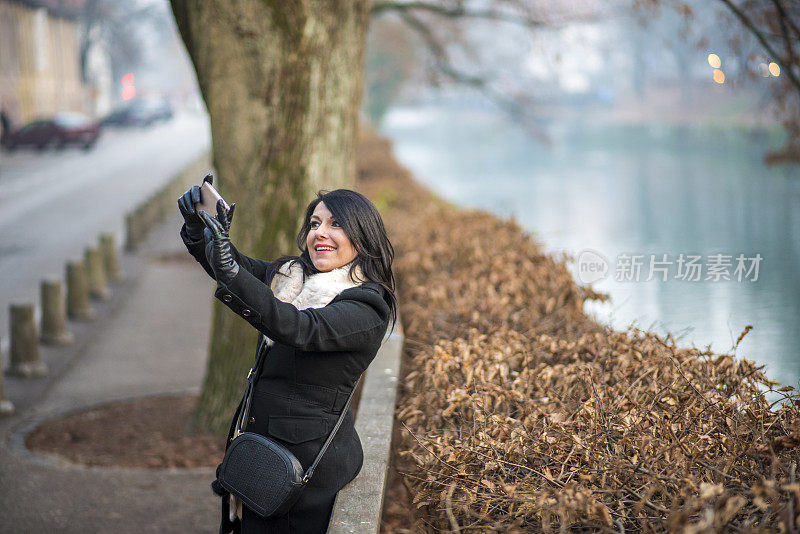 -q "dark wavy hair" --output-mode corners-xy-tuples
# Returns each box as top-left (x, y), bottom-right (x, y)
(267, 189), (398, 334)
